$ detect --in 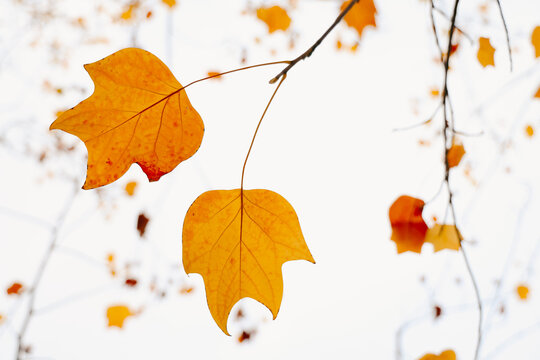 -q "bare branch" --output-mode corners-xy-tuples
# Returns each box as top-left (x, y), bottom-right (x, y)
(270, 0), (361, 84)
(494, 0), (513, 71)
